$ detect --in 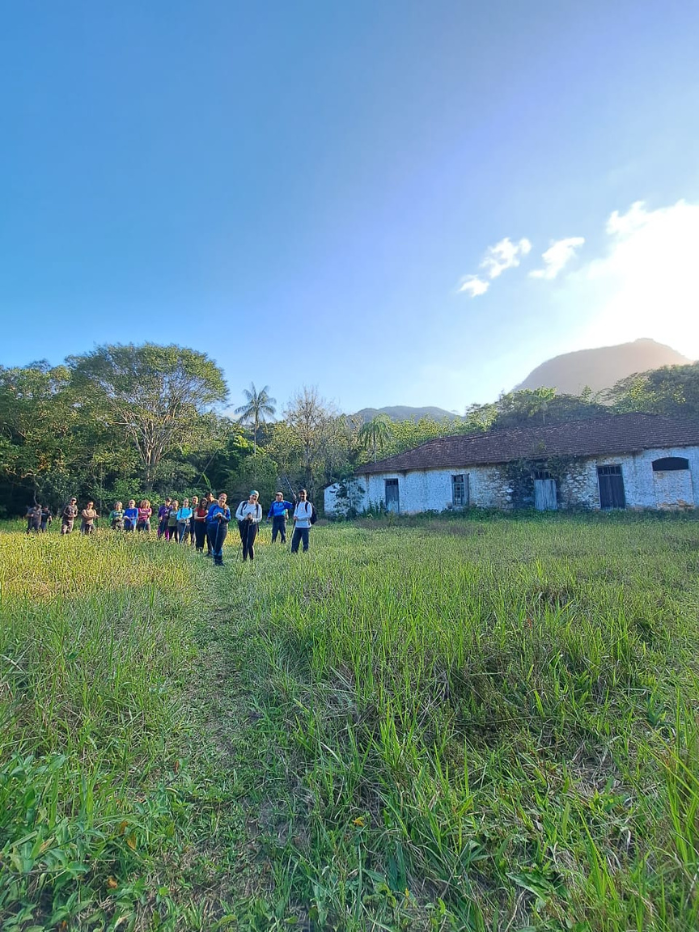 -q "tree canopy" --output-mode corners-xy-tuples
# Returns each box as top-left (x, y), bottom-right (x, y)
(69, 344), (228, 489)
(1, 344), (696, 517)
